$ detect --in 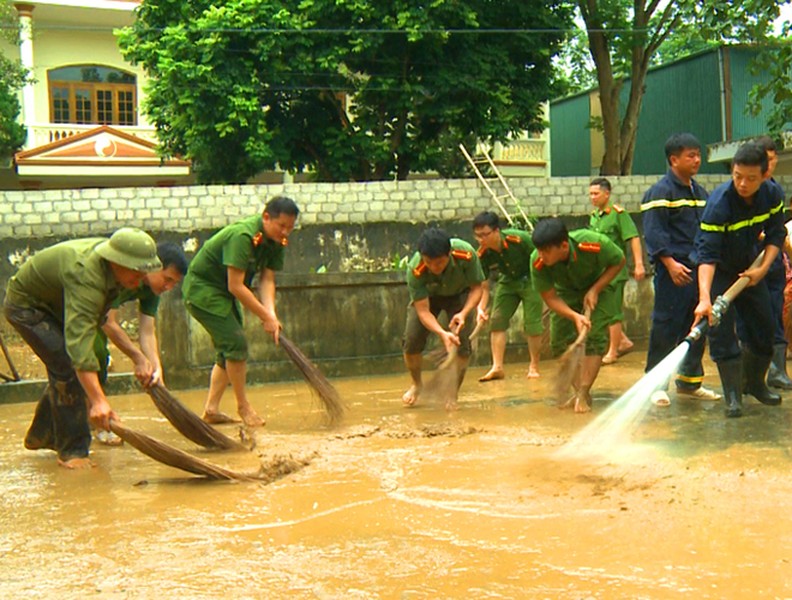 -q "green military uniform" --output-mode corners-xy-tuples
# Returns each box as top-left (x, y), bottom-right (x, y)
(403, 239), (486, 357)
(6, 238), (124, 372)
(94, 283), (160, 383)
(182, 214), (286, 365)
(589, 203), (639, 324)
(477, 228), (544, 335)
(530, 230), (624, 356)
(4, 231), (160, 461)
